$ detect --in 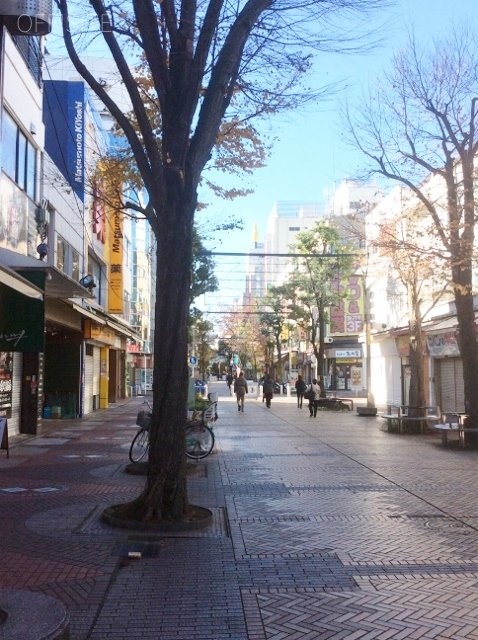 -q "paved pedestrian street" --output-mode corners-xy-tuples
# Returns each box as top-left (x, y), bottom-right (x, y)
(2, 383), (478, 639)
